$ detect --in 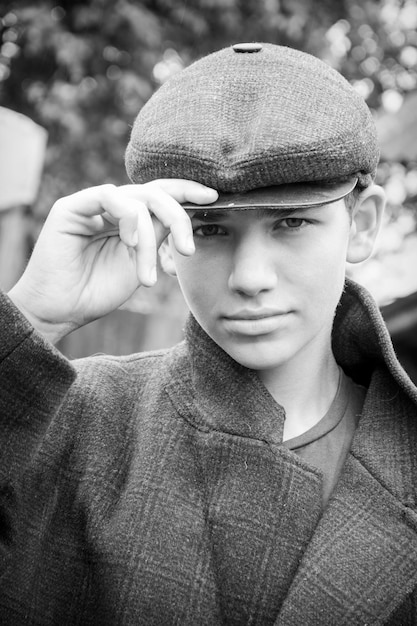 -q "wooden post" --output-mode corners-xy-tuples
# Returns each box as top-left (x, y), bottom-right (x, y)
(0, 207), (28, 291)
(0, 107), (47, 290)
